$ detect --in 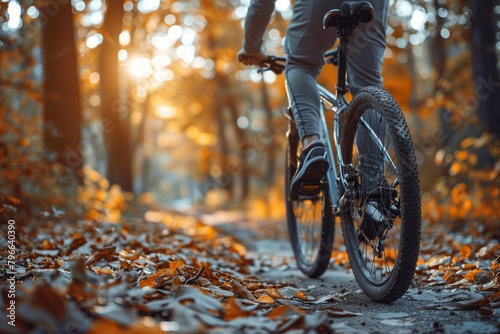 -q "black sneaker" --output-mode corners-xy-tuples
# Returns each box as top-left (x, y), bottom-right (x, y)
(290, 141), (329, 197)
